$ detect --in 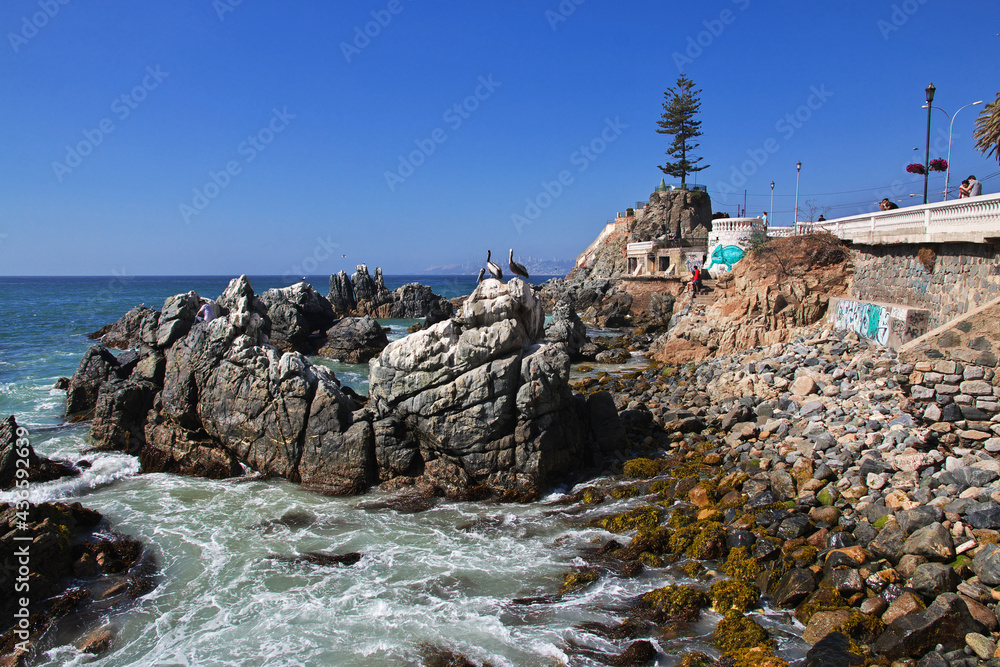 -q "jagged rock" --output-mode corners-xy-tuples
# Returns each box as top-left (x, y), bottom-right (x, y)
(156, 291), (200, 348)
(66, 346), (122, 416)
(87, 305), (159, 350)
(804, 631), (865, 666)
(91, 379), (160, 455)
(317, 317), (389, 363)
(369, 277), (622, 499)
(352, 264), (392, 315)
(773, 567), (816, 607)
(0, 416), (79, 489)
(258, 281), (335, 353)
(585, 292), (632, 328)
(544, 300), (592, 361)
(970, 543), (1000, 586)
(873, 593), (985, 660)
(328, 270), (357, 314)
